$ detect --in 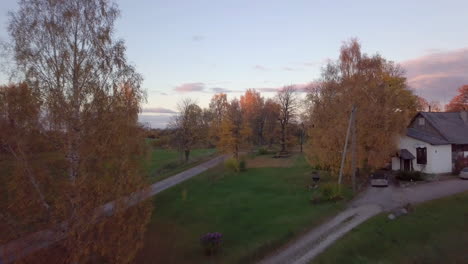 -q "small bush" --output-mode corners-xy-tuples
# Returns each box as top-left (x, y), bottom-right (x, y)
(162, 160), (180, 170)
(257, 147), (269, 155)
(224, 158), (240, 172)
(311, 183), (343, 203)
(200, 232), (223, 256)
(397, 171), (423, 181)
(239, 159), (247, 171)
